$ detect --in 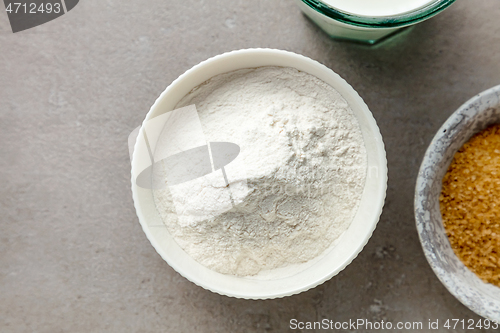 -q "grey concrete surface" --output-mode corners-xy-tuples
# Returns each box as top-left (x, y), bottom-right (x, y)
(1, 0), (500, 332)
